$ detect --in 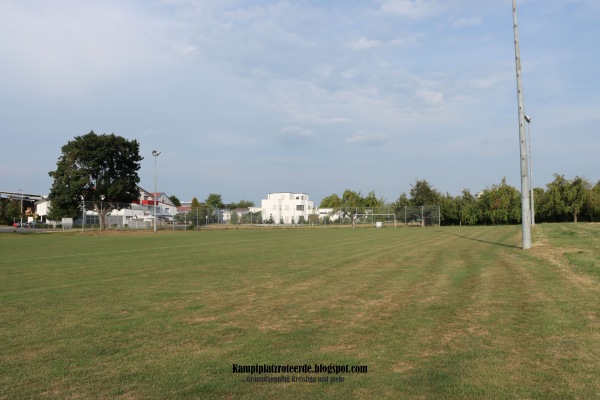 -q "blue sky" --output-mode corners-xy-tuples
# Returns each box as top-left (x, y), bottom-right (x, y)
(1, 0), (598, 205)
